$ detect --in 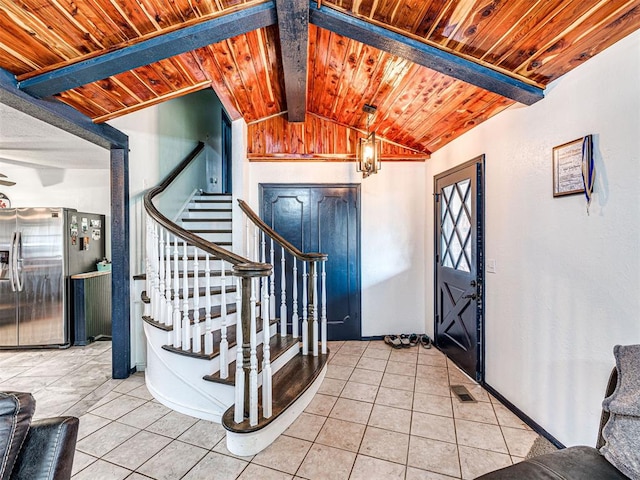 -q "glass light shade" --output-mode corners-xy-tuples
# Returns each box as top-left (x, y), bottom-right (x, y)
(357, 132), (381, 178)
